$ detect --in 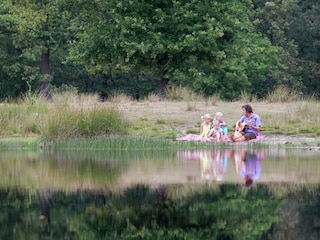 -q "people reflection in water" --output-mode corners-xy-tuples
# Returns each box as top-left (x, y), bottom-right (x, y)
(199, 151), (213, 180)
(199, 150), (230, 181)
(212, 150), (229, 181)
(234, 150), (261, 187)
